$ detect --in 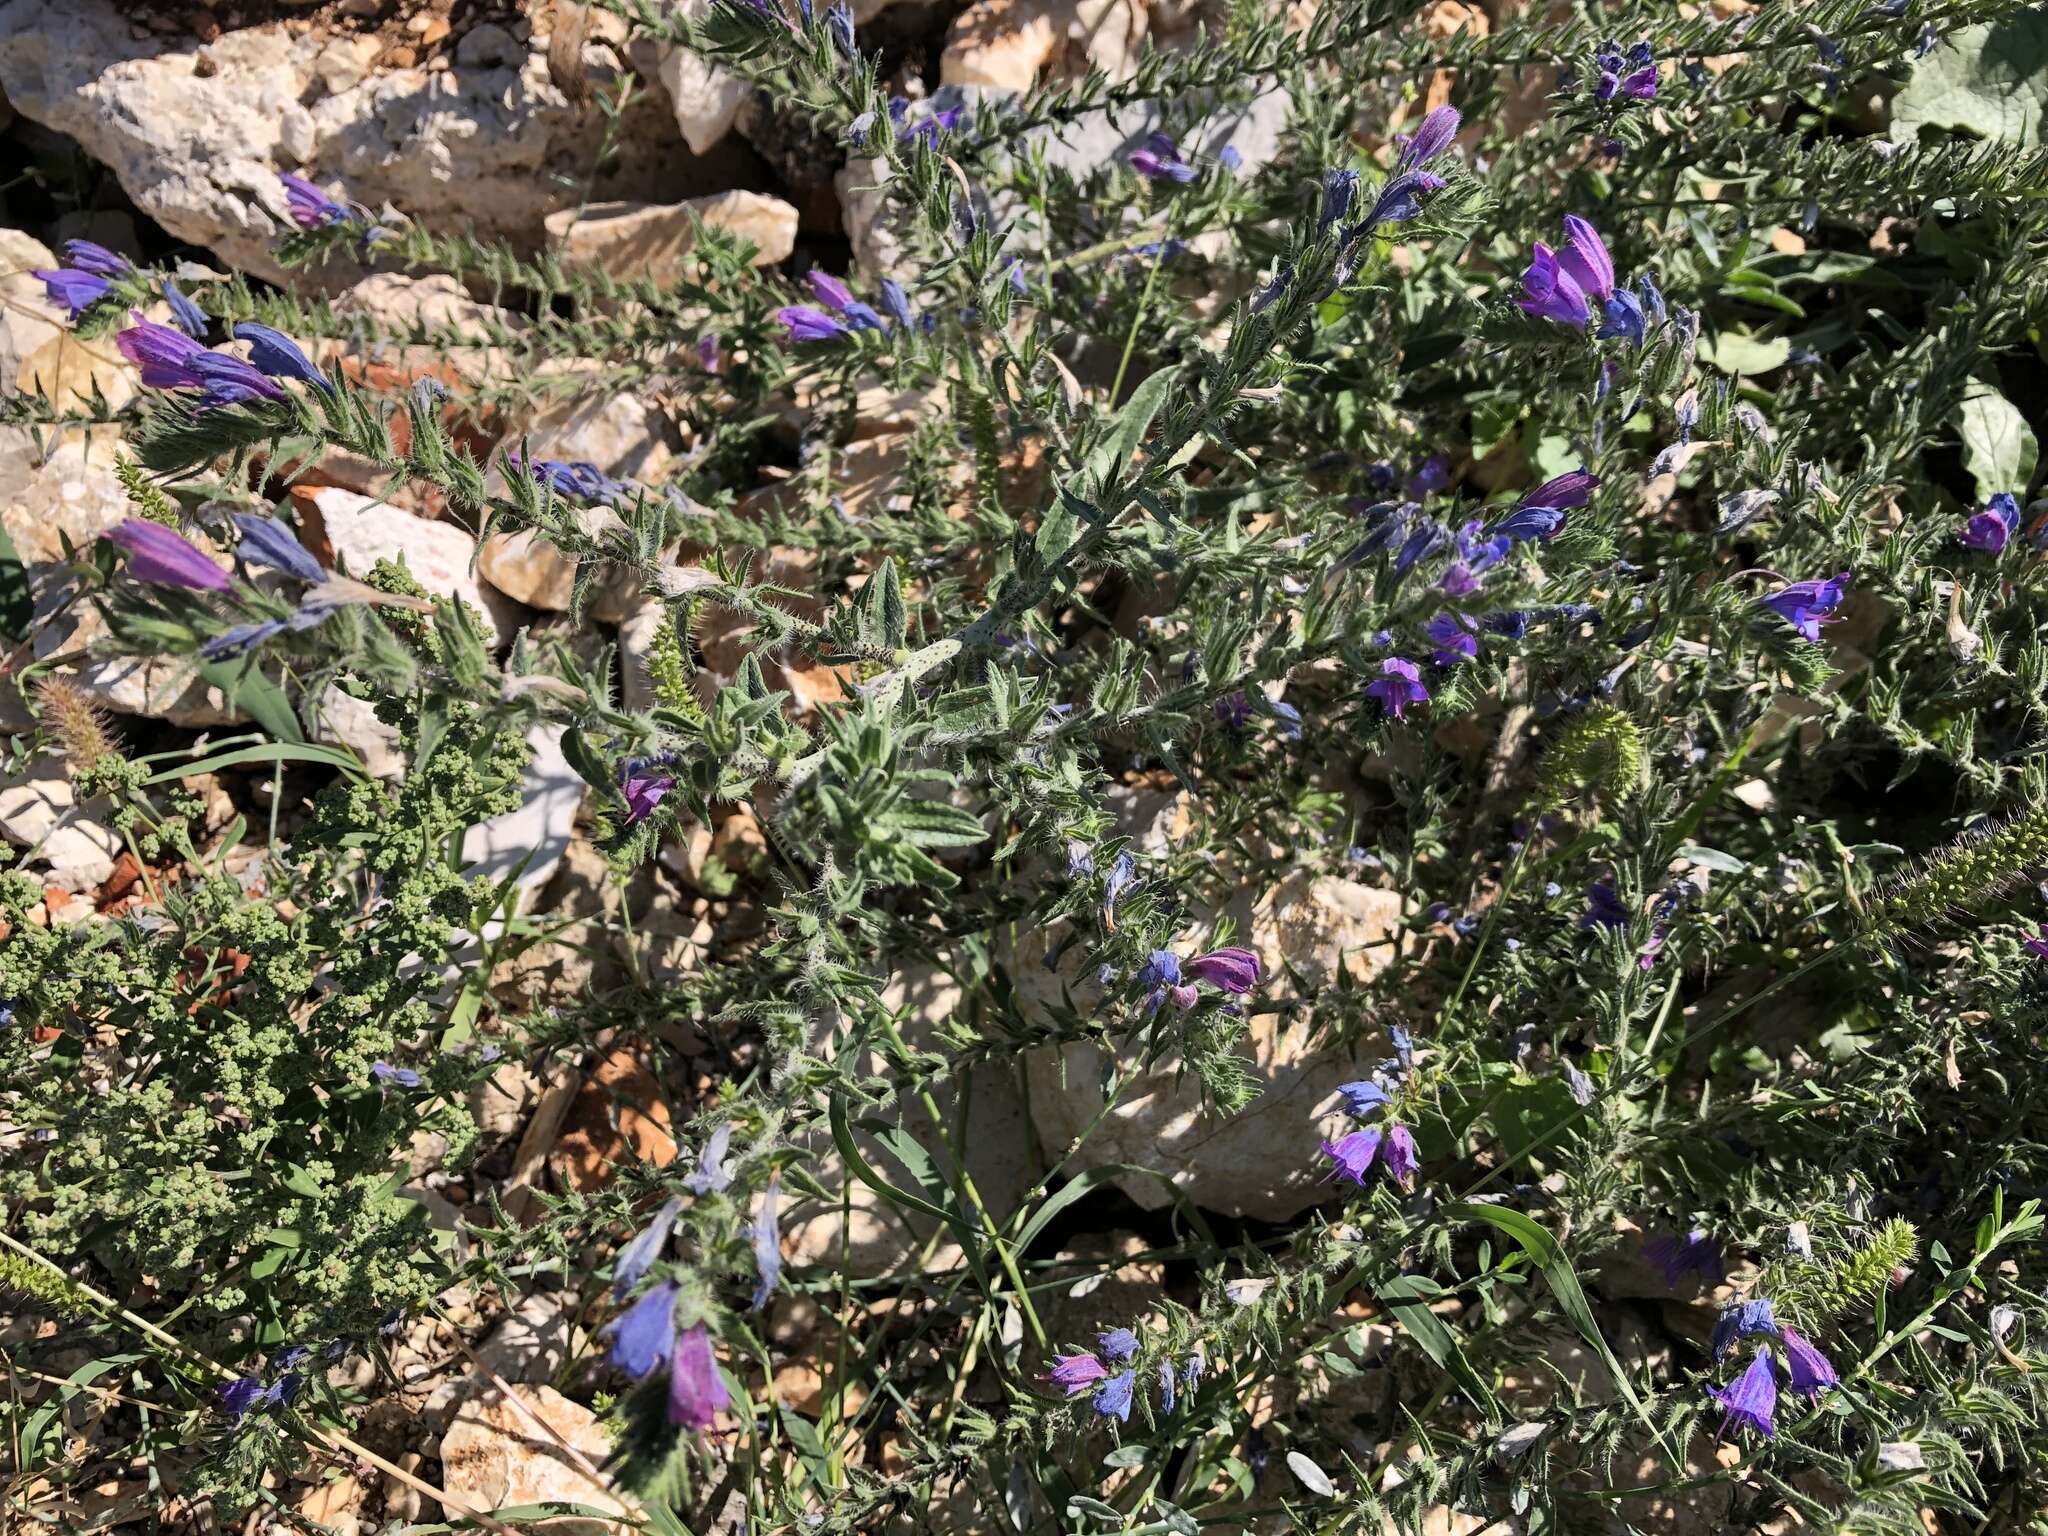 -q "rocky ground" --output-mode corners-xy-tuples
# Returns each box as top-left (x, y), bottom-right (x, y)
(0, 2), (1754, 1531)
